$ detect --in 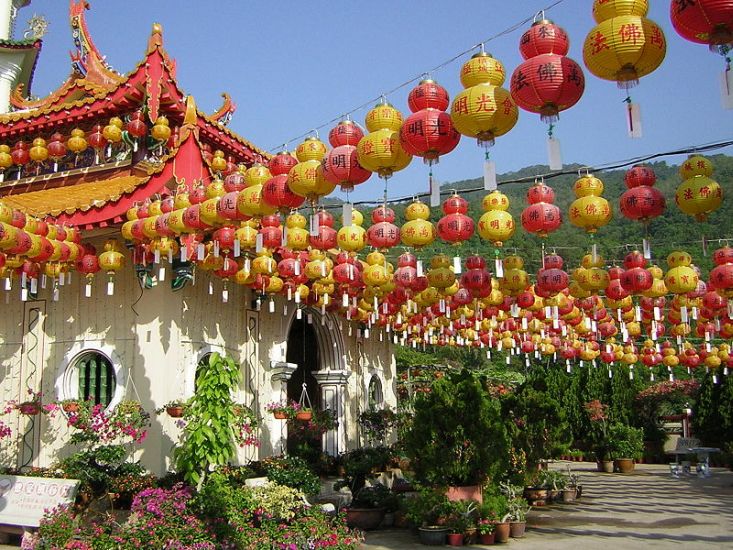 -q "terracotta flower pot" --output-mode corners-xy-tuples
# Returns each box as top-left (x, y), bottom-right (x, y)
(524, 487), (548, 506)
(273, 410), (288, 419)
(296, 410), (313, 421)
(562, 488), (577, 503)
(62, 402), (80, 413)
(615, 458), (635, 474)
(494, 522), (510, 543)
(602, 460), (614, 473)
(166, 406), (184, 418)
(345, 507), (384, 530)
(479, 532), (496, 544)
(509, 521), (526, 538)
(18, 402), (40, 415)
(447, 533), (464, 546)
